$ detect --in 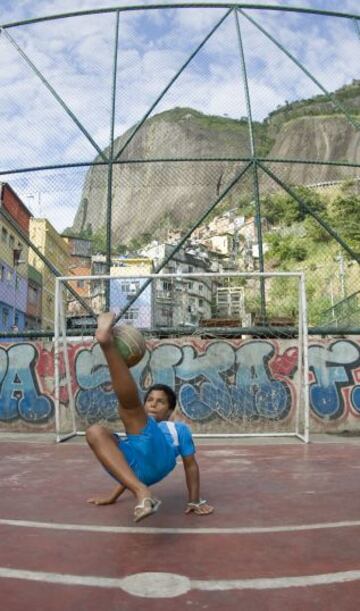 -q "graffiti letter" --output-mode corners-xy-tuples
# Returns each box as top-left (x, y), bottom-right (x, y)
(309, 341), (359, 419)
(75, 343), (118, 422)
(233, 341), (291, 420)
(177, 343), (235, 421)
(0, 344), (53, 422)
